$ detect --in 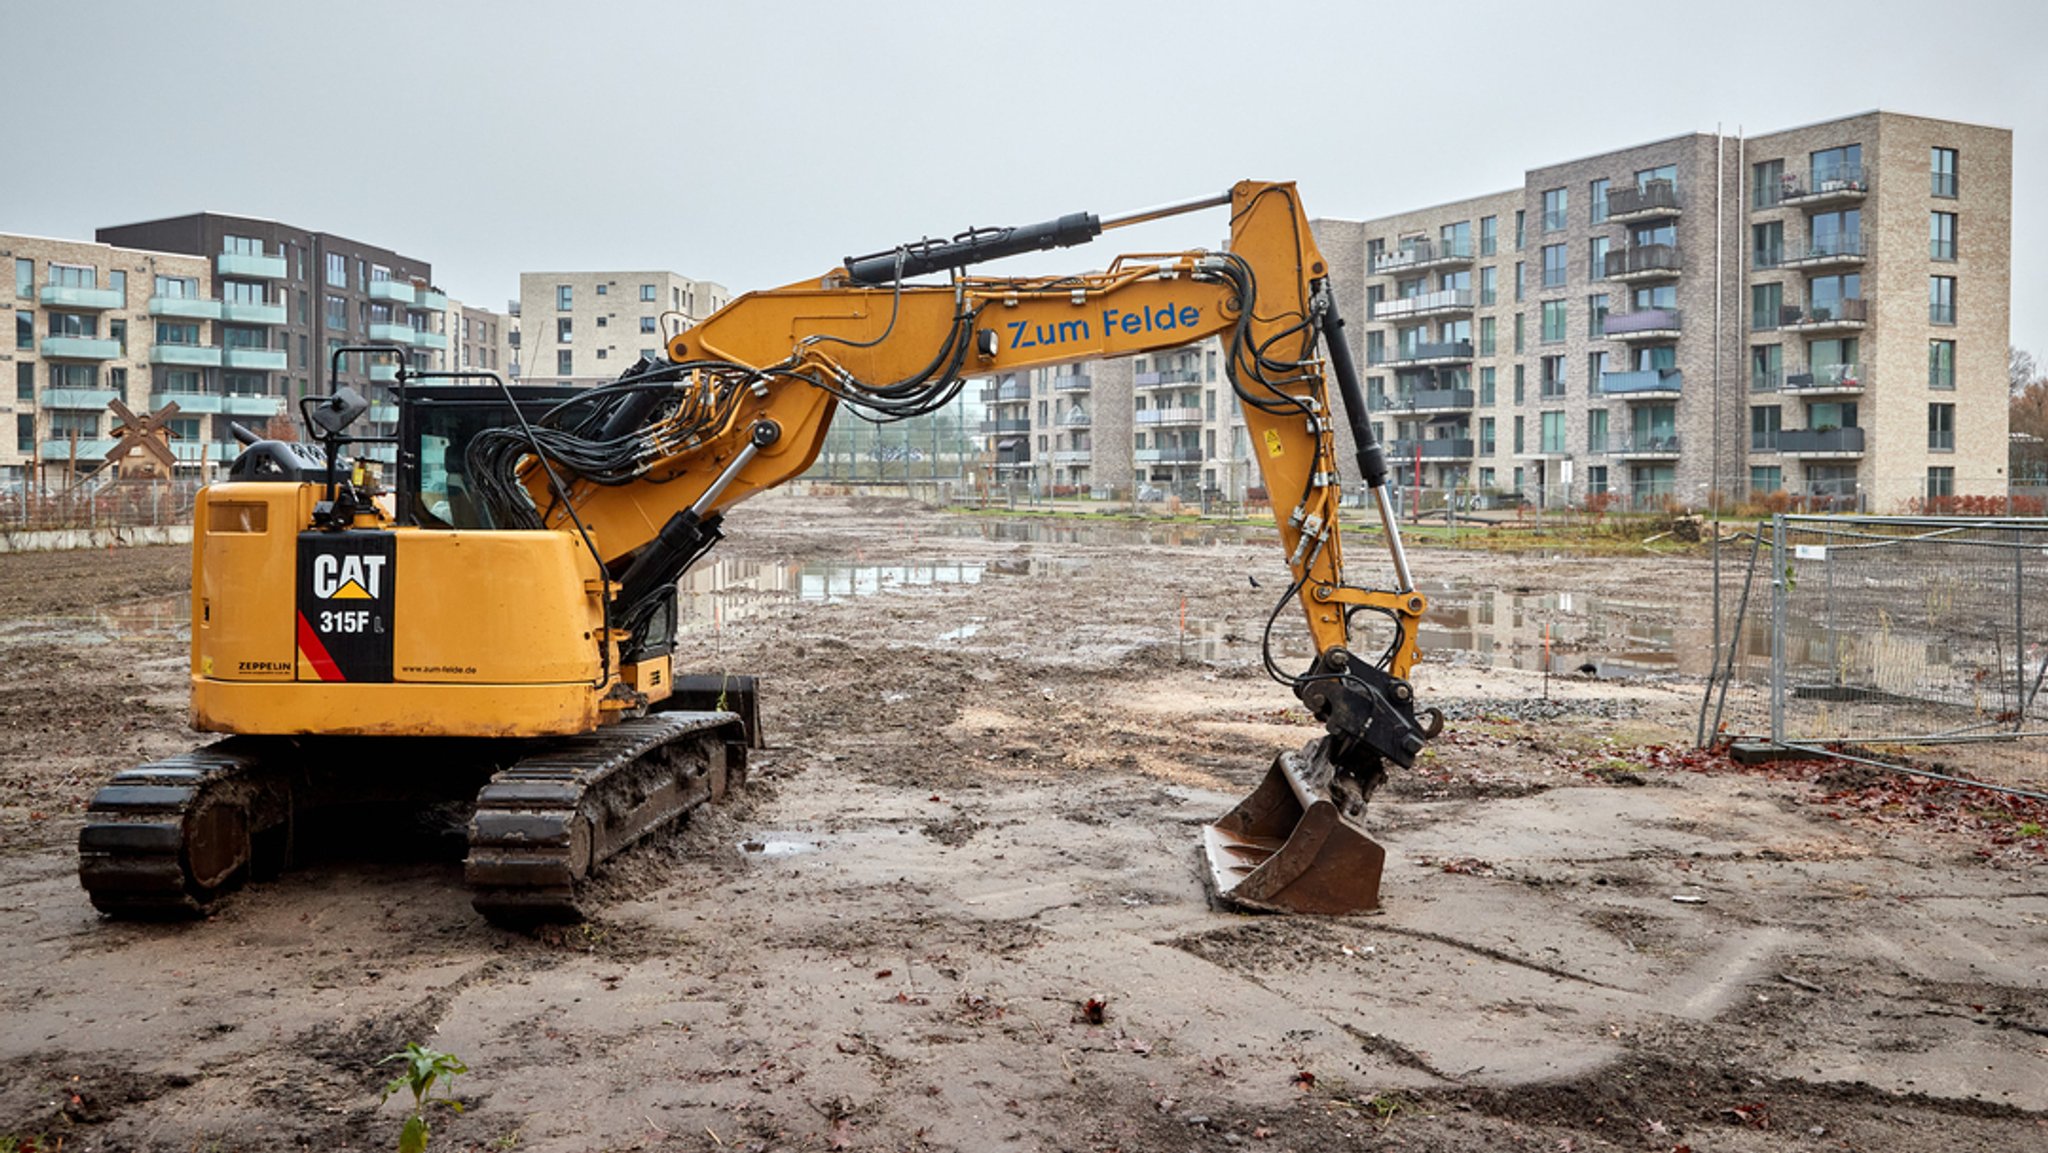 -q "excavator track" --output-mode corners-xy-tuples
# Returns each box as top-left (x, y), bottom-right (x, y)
(78, 739), (294, 919)
(465, 711), (747, 926)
